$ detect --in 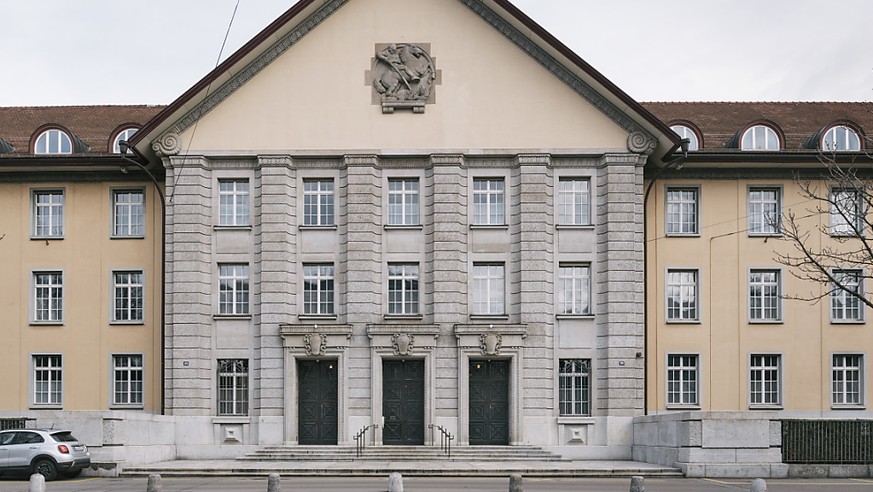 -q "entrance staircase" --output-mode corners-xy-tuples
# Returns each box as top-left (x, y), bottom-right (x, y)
(238, 444), (566, 462)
